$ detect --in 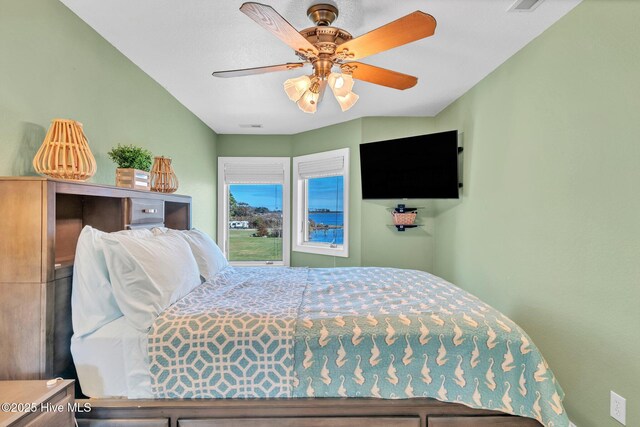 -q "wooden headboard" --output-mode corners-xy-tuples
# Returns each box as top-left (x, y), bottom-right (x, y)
(0, 177), (192, 390)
